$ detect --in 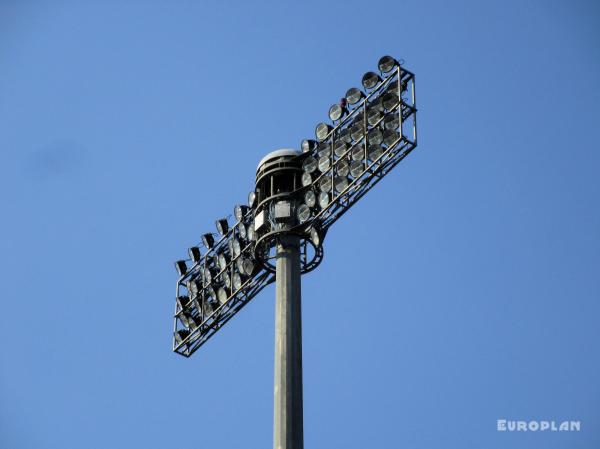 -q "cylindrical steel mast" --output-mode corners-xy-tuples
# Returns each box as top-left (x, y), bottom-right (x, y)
(273, 235), (303, 449)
